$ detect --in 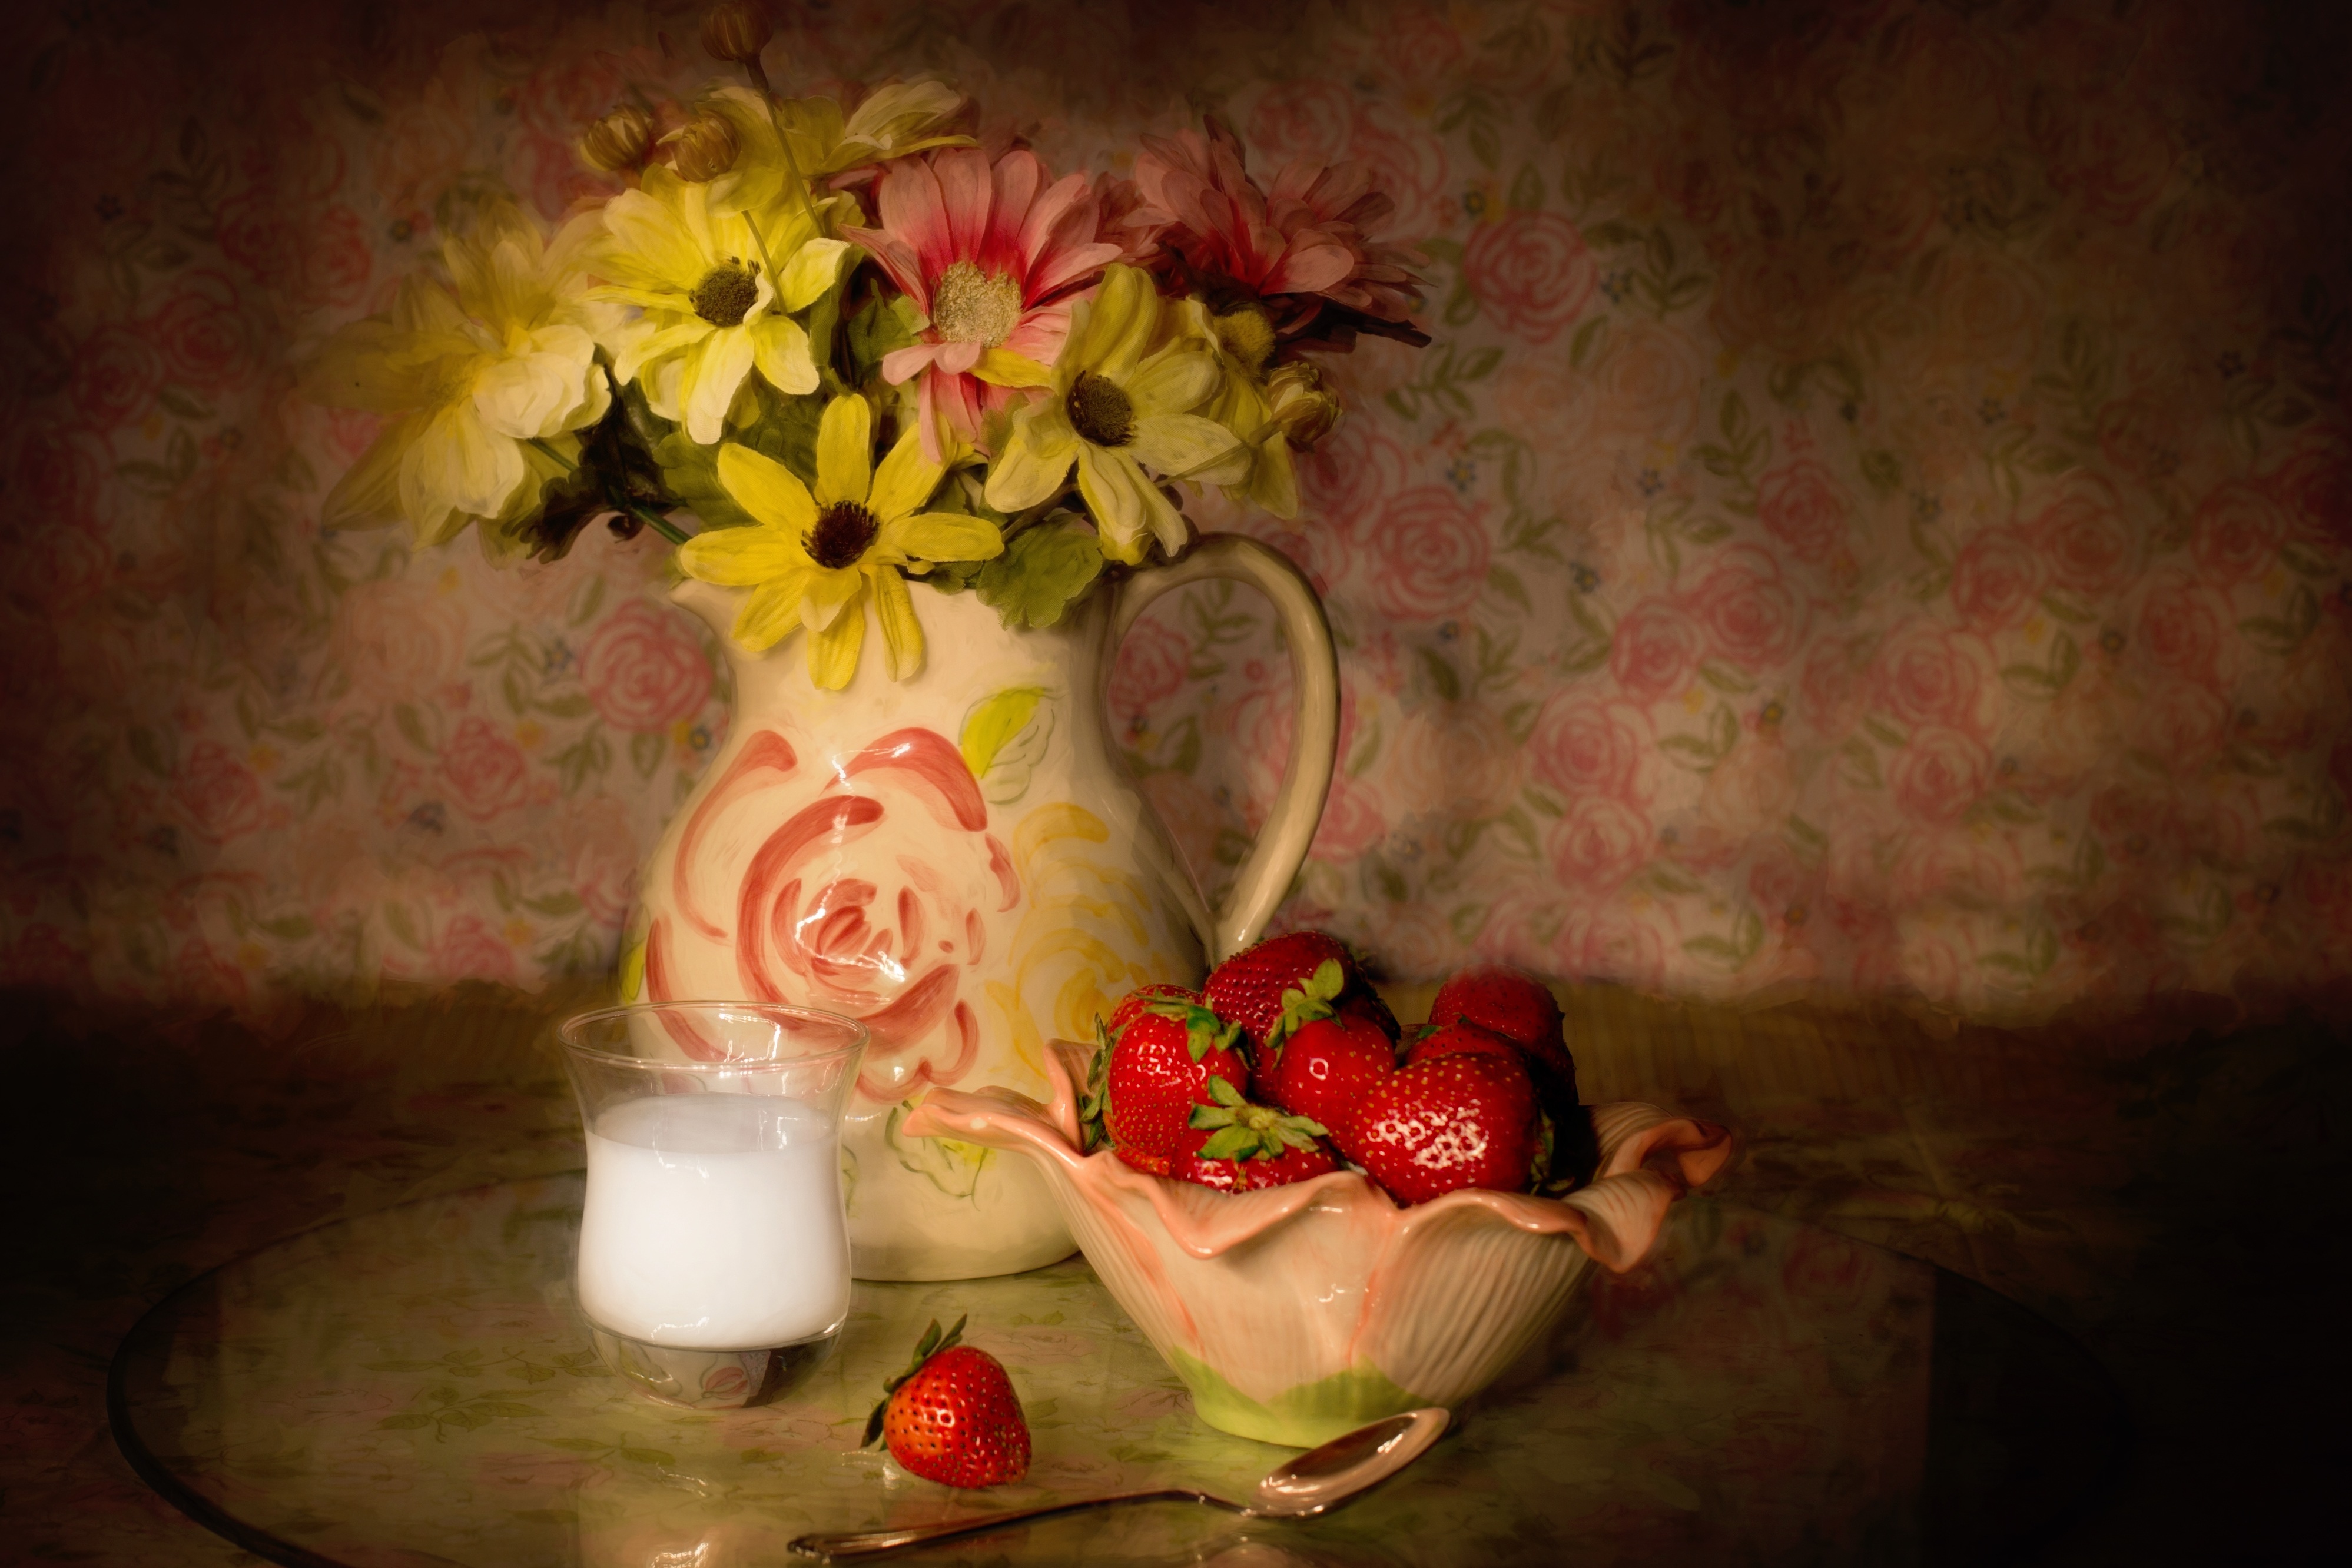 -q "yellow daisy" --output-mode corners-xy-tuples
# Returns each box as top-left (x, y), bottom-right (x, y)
(983, 264), (1242, 564)
(589, 164), (847, 445)
(679, 395), (1004, 688)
